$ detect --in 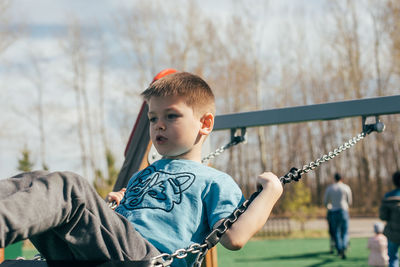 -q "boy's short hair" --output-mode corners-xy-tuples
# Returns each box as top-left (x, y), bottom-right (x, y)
(141, 72), (216, 115)
(334, 173), (342, 182)
(393, 171), (400, 188)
